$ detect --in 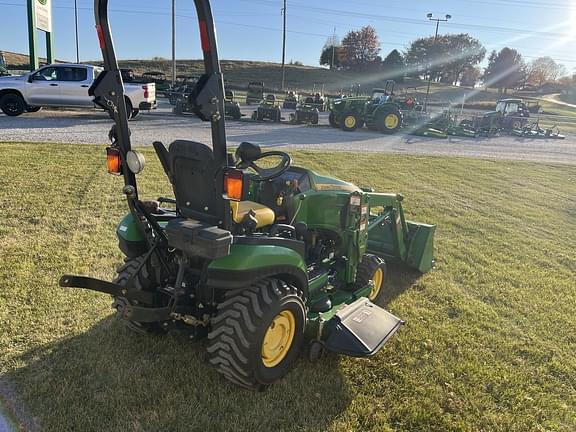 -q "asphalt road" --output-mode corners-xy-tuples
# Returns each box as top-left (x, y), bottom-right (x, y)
(1, 99), (575, 165)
